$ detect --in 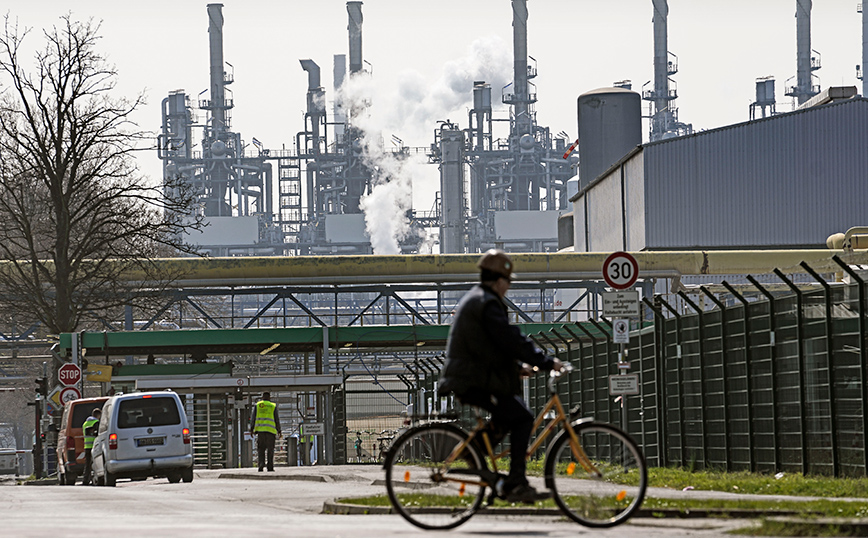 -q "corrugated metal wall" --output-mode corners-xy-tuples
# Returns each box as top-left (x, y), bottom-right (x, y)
(643, 99), (868, 249)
